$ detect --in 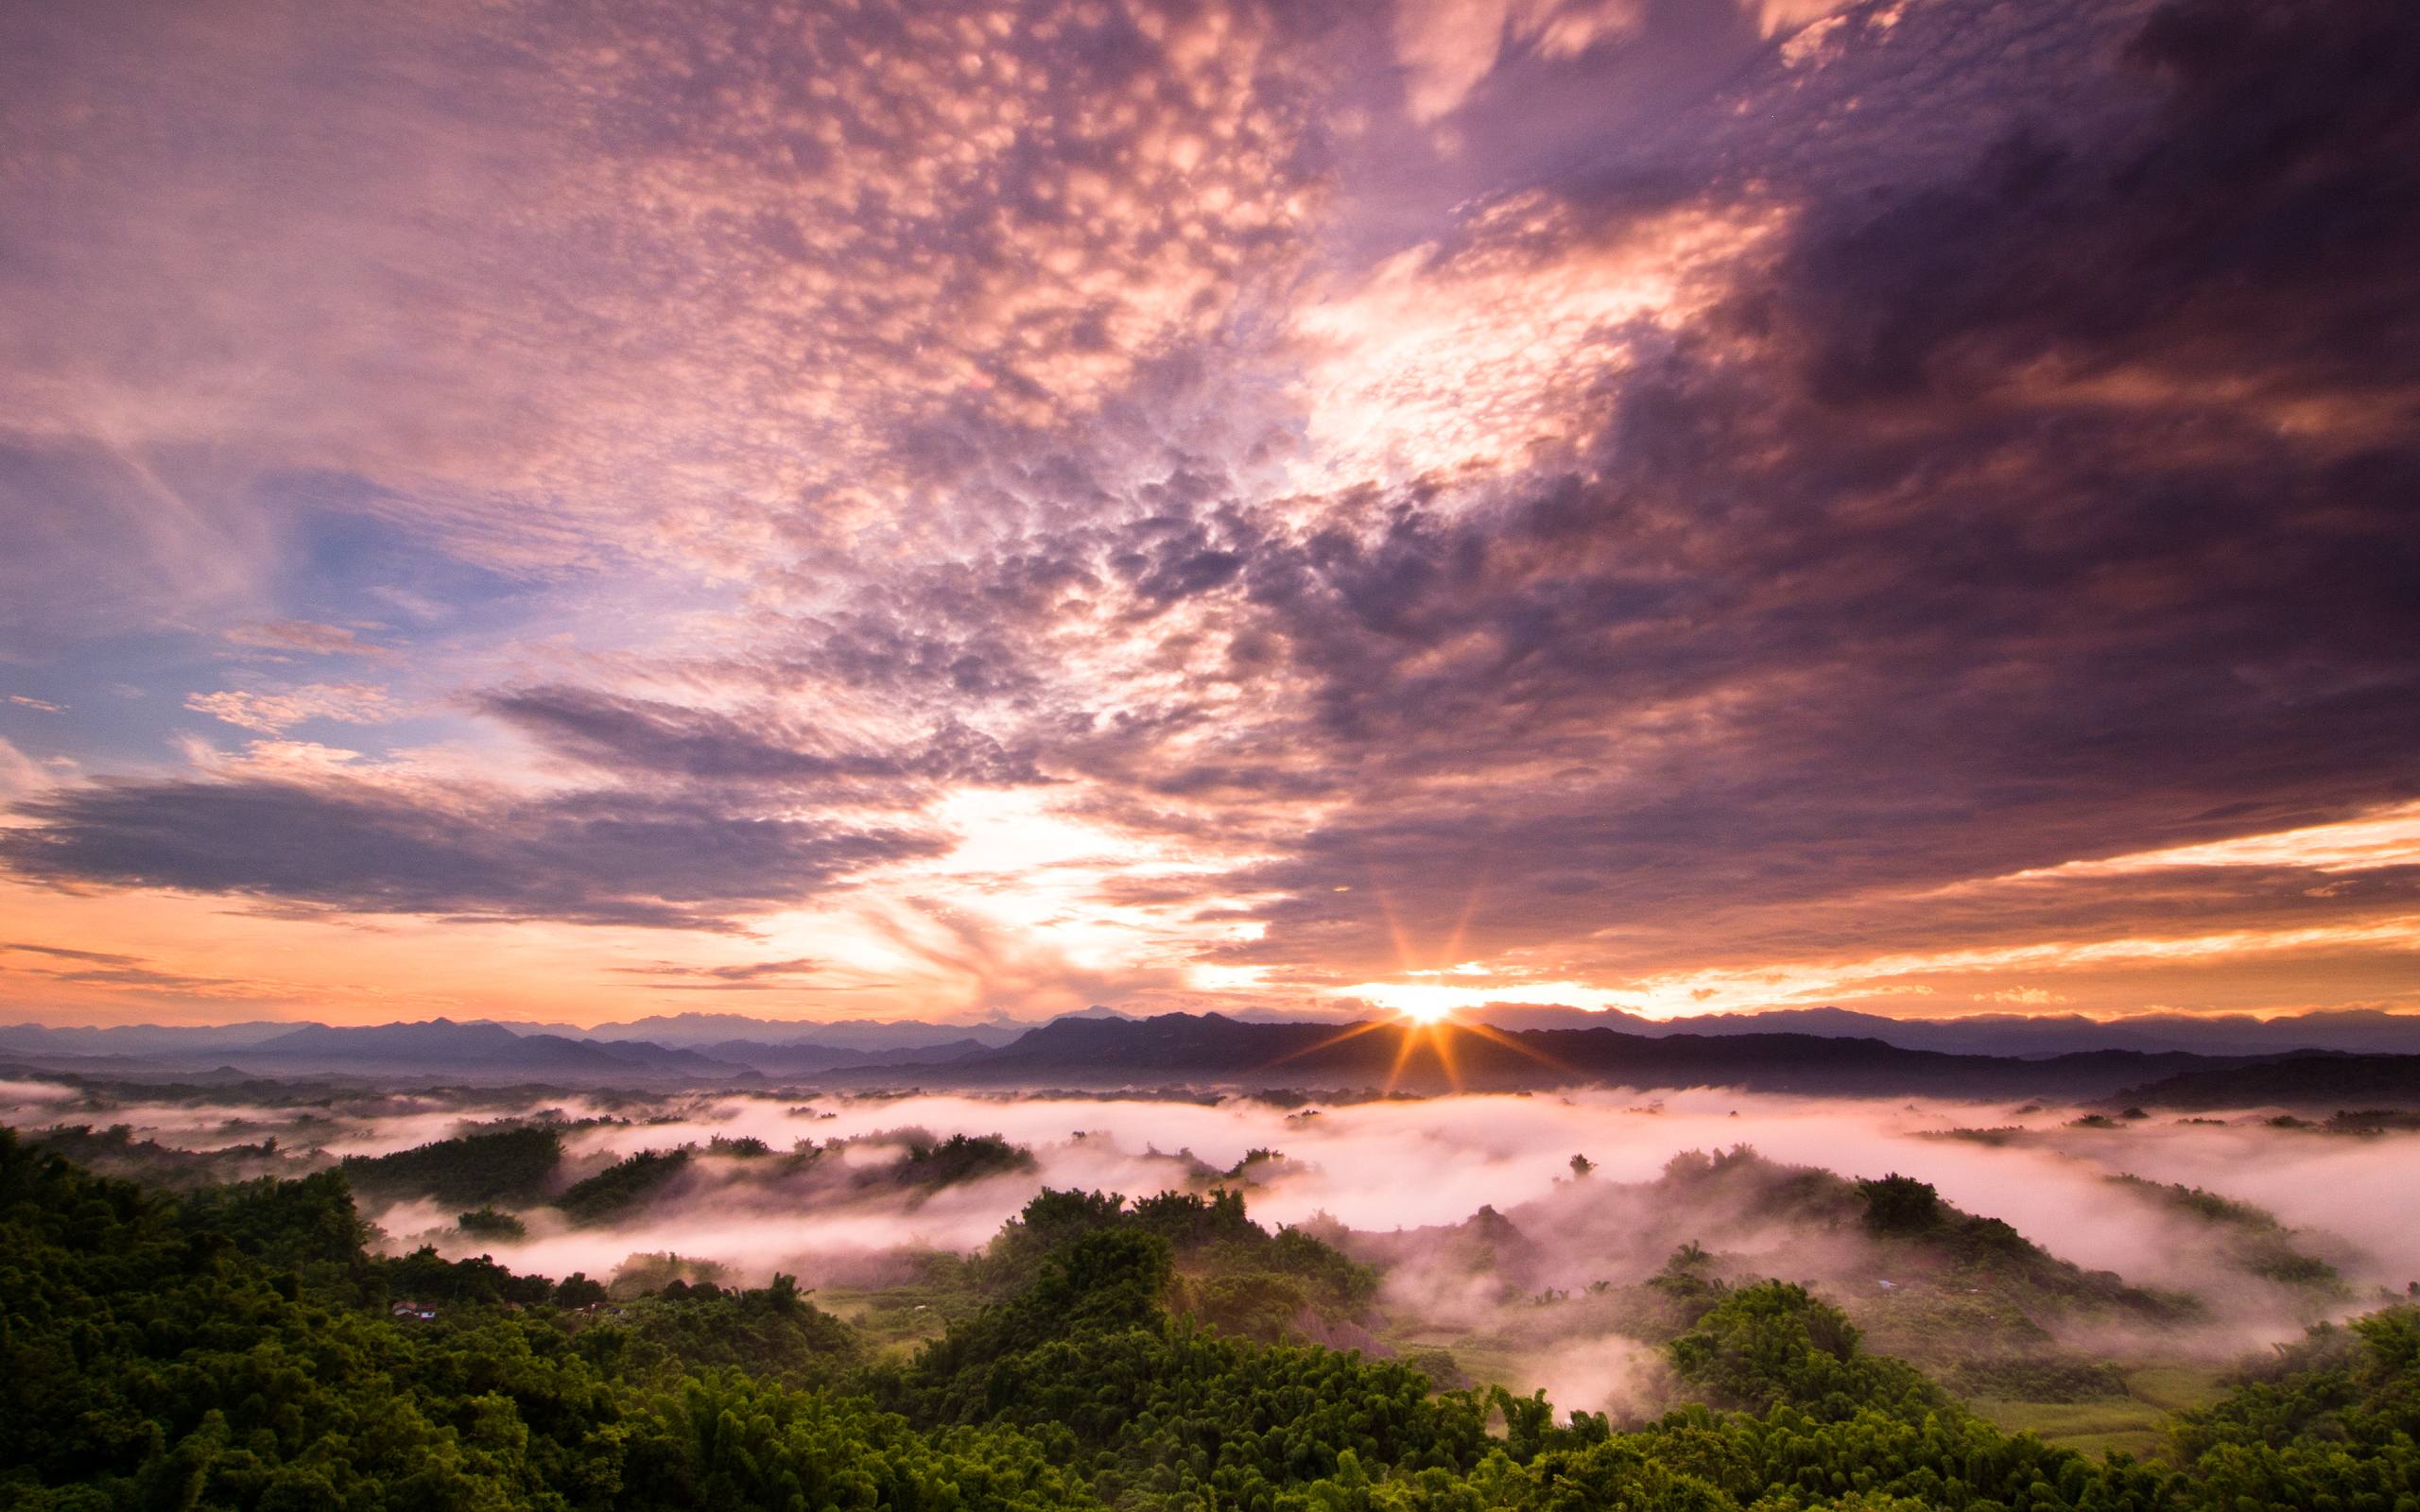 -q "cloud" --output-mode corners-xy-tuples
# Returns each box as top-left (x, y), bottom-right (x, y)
(485, 685), (1042, 792)
(1059, 0), (2420, 995)
(0, 0), (2413, 1018)
(0, 738), (51, 803)
(612, 956), (834, 992)
(2013, 802), (2420, 880)
(1, 940), (144, 967)
(0, 776), (945, 929)
(1390, 0), (1649, 125)
(0, 0), (1341, 608)
(0, 939), (266, 1000)
(223, 620), (395, 661)
(0, 436), (270, 653)
(182, 682), (402, 736)
(42, 1082), (2418, 1384)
